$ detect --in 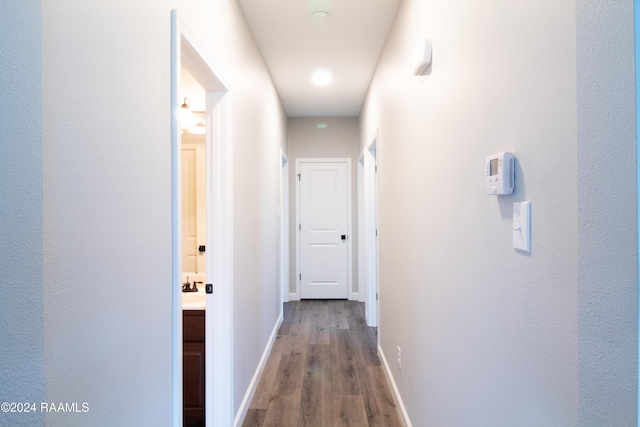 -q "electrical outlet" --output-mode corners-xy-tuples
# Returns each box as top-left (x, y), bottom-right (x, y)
(397, 346), (402, 370)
